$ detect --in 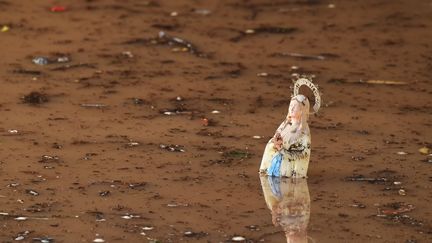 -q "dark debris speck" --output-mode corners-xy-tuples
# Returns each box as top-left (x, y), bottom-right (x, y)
(22, 91), (49, 104)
